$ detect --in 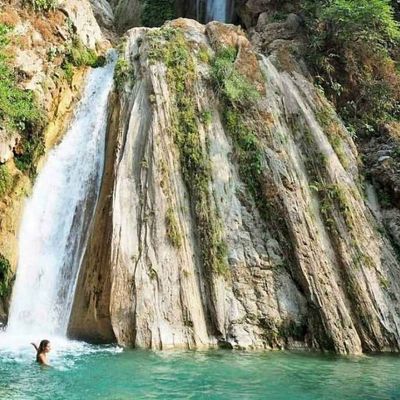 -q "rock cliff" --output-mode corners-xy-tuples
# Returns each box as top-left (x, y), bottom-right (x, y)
(69, 19), (400, 353)
(2, 0), (400, 354)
